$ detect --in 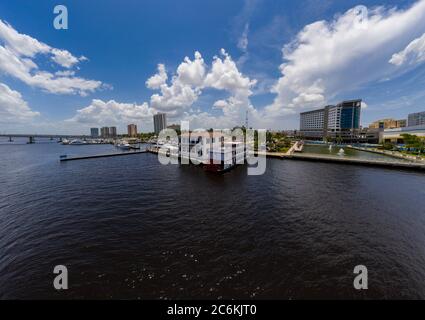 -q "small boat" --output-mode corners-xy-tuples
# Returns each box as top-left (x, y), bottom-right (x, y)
(69, 139), (86, 145)
(116, 141), (131, 150)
